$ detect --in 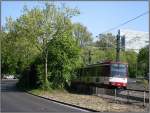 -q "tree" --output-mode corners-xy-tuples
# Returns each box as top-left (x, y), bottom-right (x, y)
(35, 3), (80, 88)
(1, 27), (11, 74)
(1, 13), (41, 75)
(47, 27), (81, 88)
(82, 33), (116, 65)
(3, 3), (81, 89)
(137, 45), (149, 77)
(73, 23), (93, 47)
(125, 50), (137, 78)
(95, 33), (116, 50)
(72, 23), (93, 65)
(1, 17), (29, 75)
